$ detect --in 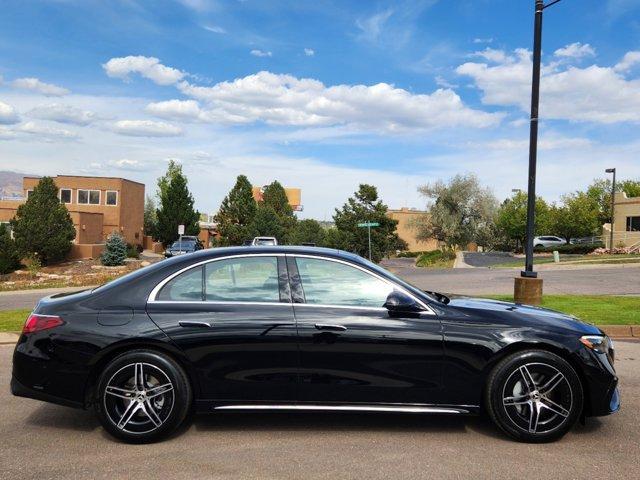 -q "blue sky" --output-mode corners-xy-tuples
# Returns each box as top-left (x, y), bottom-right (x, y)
(1, 0), (640, 218)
